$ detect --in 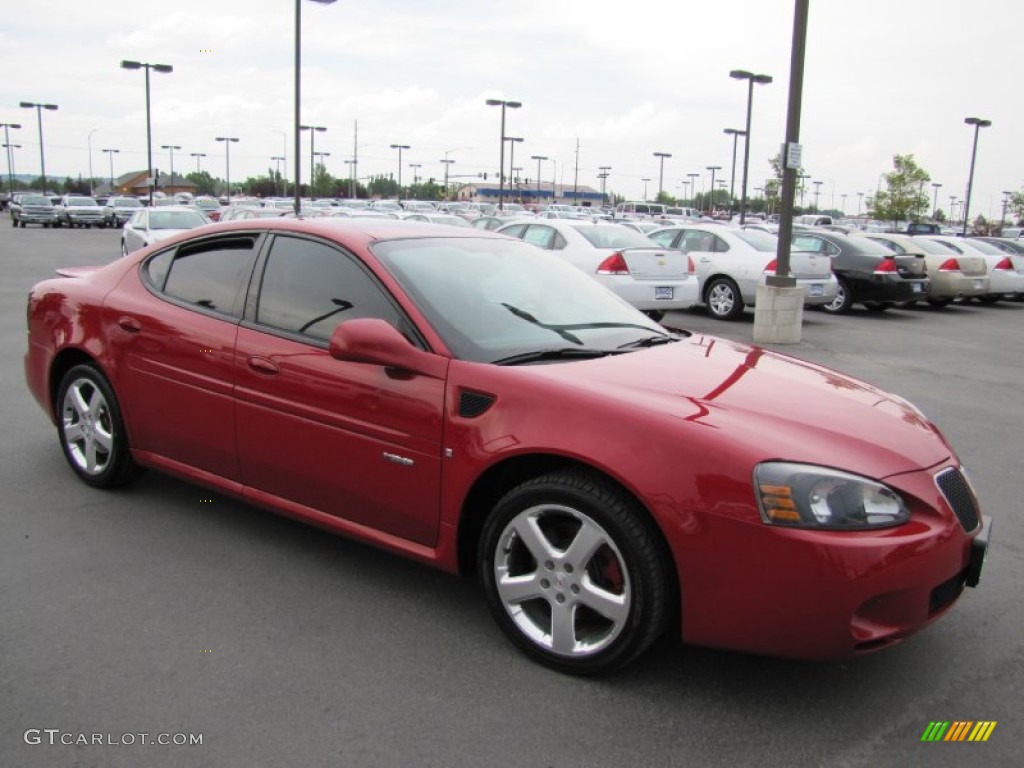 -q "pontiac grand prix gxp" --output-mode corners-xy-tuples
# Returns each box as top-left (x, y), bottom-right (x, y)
(24, 219), (990, 674)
